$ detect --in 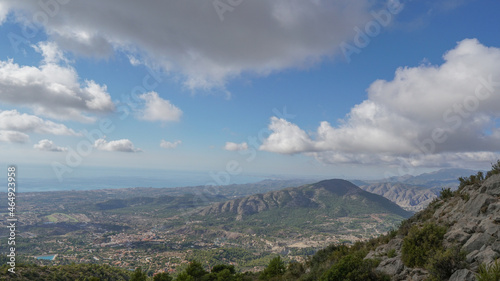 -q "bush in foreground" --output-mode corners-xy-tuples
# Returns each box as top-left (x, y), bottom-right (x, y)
(401, 223), (447, 268)
(259, 256), (286, 280)
(320, 252), (389, 281)
(476, 259), (500, 281)
(426, 247), (467, 281)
